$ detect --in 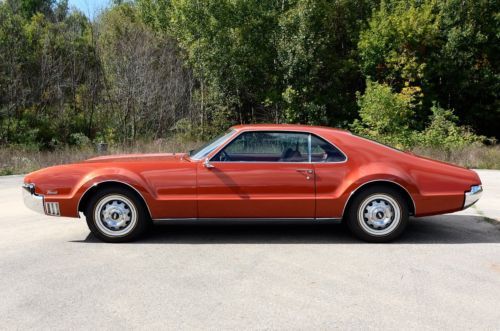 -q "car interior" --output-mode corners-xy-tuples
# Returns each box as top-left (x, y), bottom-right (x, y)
(212, 131), (346, 162)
